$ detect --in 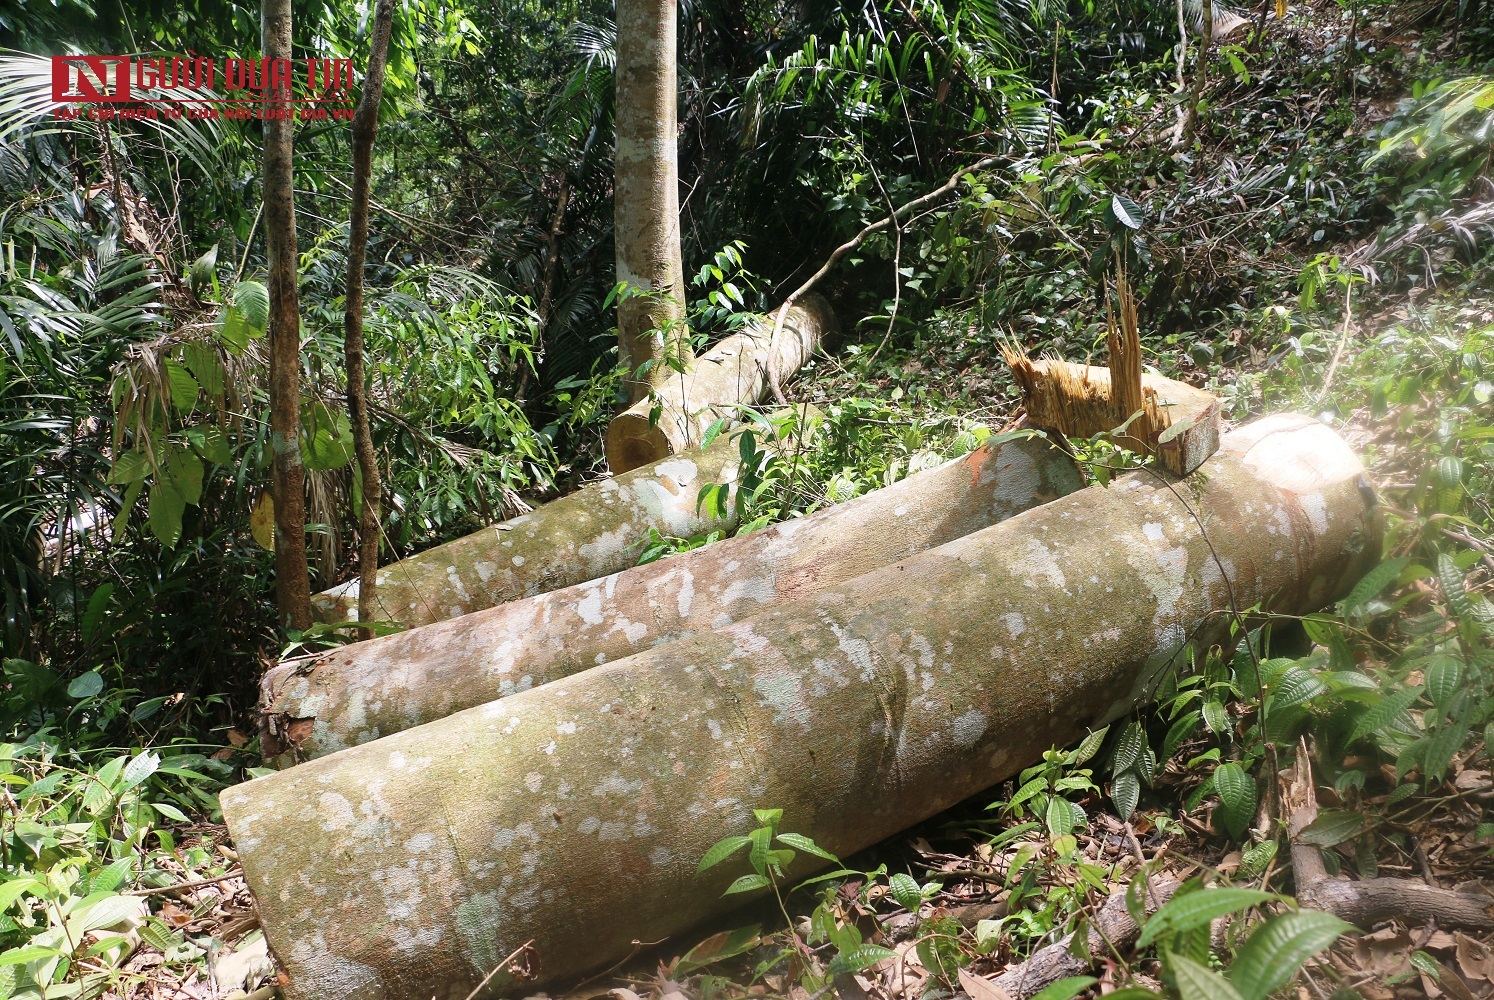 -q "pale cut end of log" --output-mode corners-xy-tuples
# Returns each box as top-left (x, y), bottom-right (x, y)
(222, 413), (1378, 1000)
(1003, 350), (1223, 477)
(604, 294), (836, 473)
(309, 432), (748, 629)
